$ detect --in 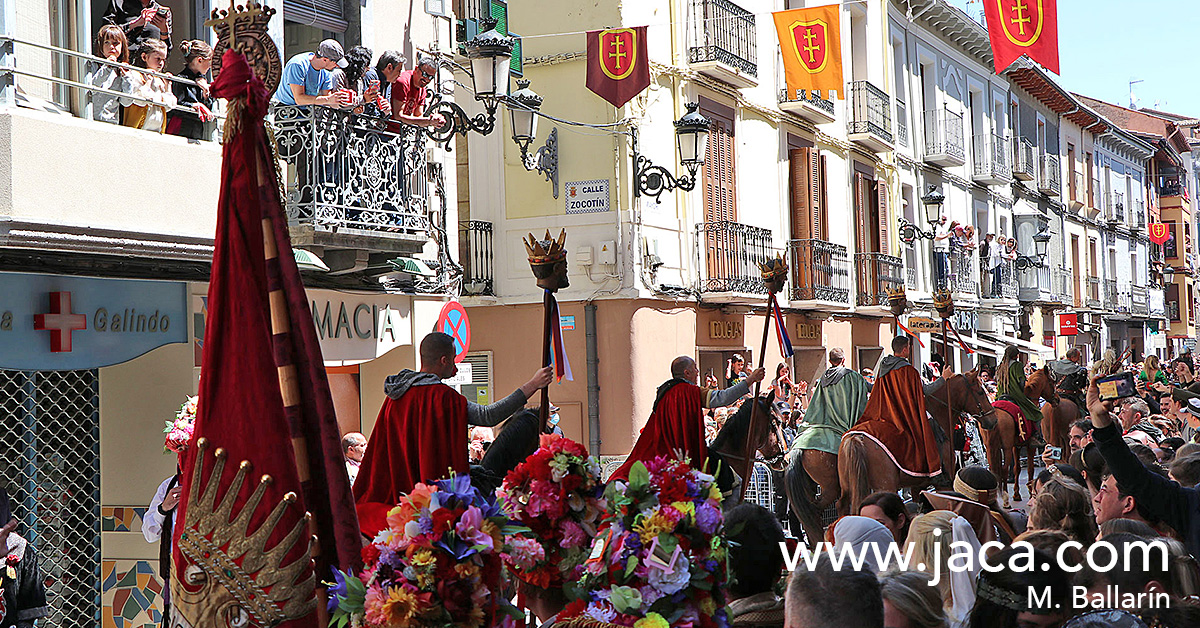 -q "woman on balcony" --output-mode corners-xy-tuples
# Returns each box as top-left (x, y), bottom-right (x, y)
(987, 235), (1004, 297)
(166, 40), (214, 140)
(88, 25), (128, 125)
